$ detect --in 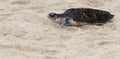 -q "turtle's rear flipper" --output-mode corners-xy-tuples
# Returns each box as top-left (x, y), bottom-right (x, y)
(109, 15), (114, 19)
(106, 14), (114, 21)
